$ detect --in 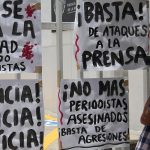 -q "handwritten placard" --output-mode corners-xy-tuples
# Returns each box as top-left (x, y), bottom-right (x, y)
(0, 0), (41, 73)
(75, 0), (149, 71)
(59, 78), (129, 149)
(0, 80), (44, 149)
